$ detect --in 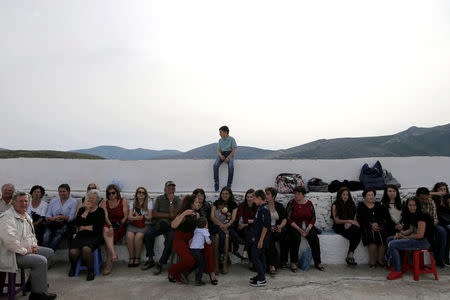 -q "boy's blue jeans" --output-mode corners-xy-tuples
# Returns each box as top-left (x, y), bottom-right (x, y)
(386, 236), (430, 272)
(251, 245), (266, 281)
(213, 151), (234, 187)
